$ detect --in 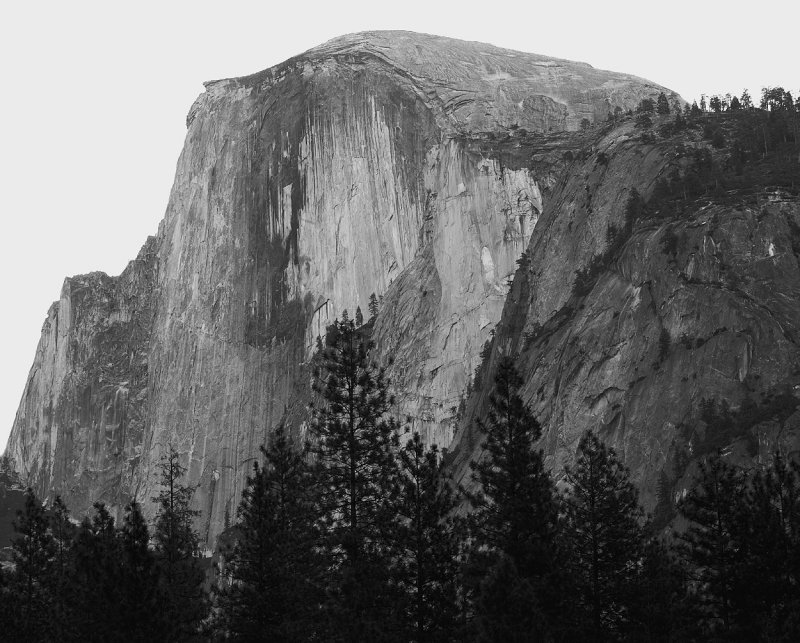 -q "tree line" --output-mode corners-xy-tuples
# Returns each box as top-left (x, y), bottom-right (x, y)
(0, 450), (205, 641)
(5, 313), (798, 641)
(212, 317), (800, 641)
